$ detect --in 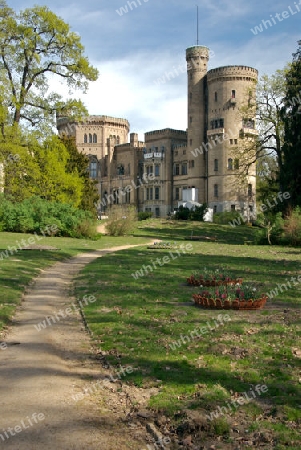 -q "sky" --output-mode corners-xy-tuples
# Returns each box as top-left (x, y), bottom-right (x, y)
(10, 0), (301, 139)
